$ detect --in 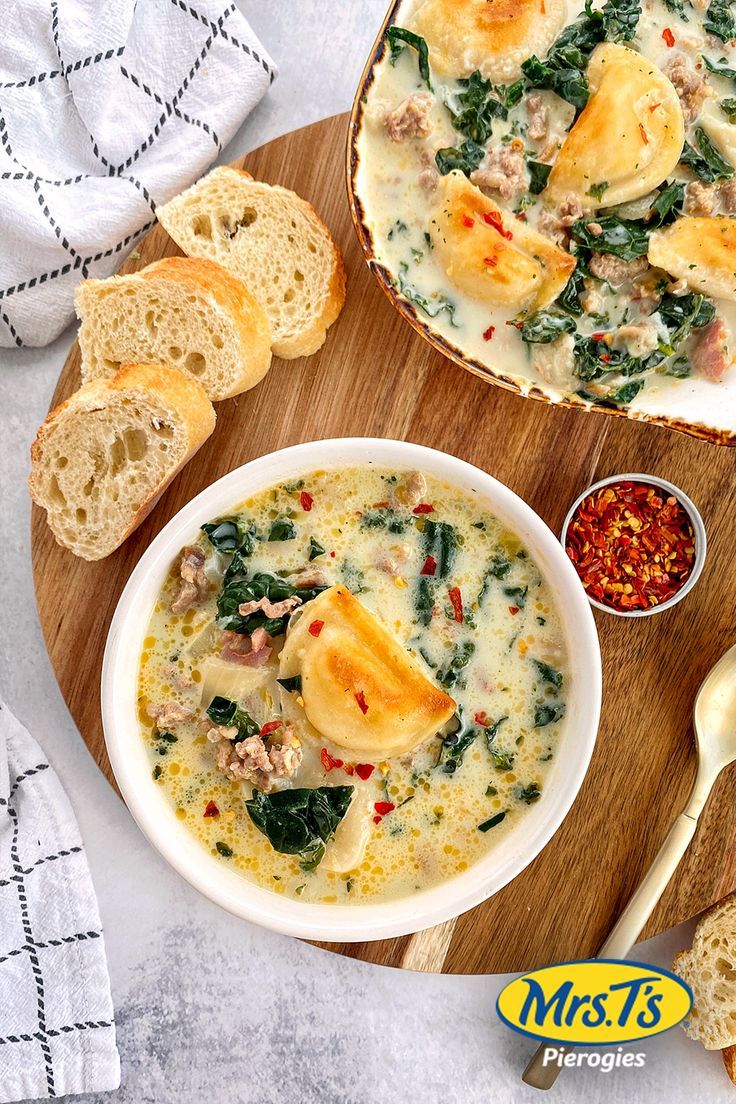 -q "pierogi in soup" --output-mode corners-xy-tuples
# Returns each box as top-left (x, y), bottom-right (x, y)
(138, 468), (569, 903)
(355, 0), (736, 409)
